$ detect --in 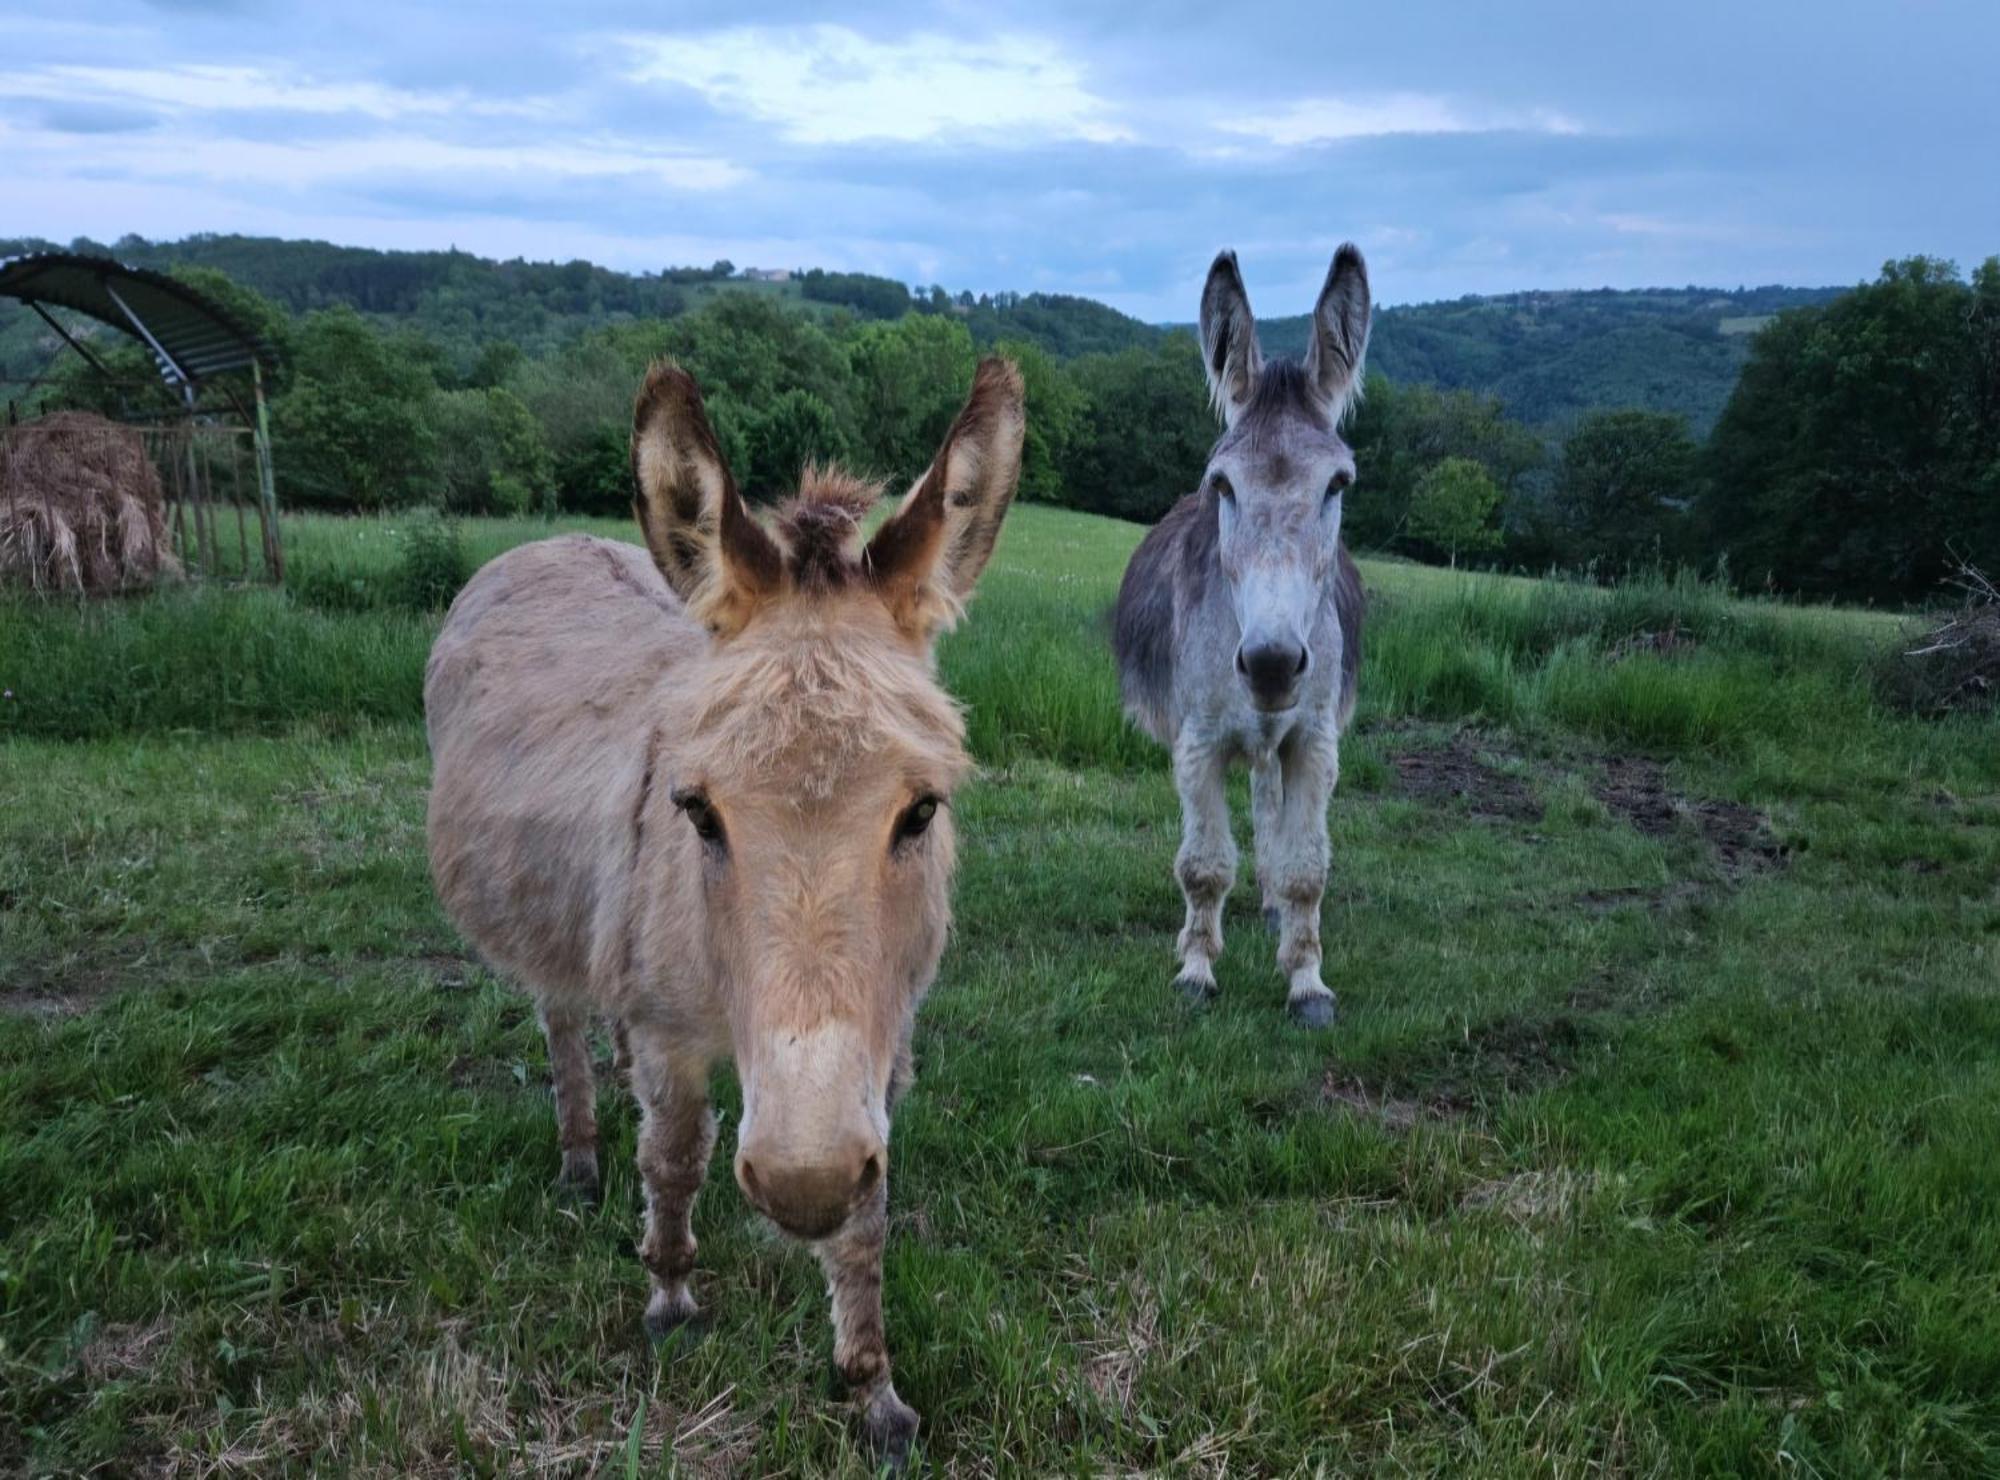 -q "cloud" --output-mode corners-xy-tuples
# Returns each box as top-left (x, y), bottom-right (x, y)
(1218, 94), (1587, 146)
(2, 119), (749, 195)
(36, 101), (160, 135)
(620, 25), (1129, 146)
(1, 62), (548, 121)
